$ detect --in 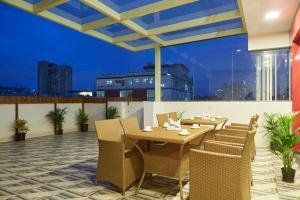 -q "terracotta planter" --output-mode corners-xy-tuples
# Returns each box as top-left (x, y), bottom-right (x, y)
(80, 123), (88, 132)
(15, 132), (26, 141)
(281, 168), (296, 182)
